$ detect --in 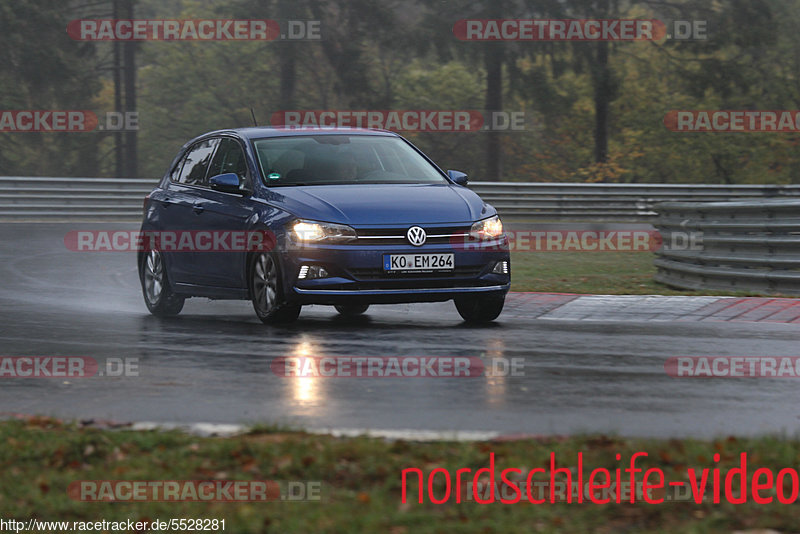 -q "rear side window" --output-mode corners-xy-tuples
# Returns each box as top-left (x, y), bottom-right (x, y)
(173, 138), (219, 186)
(207, 138), (248, 179)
